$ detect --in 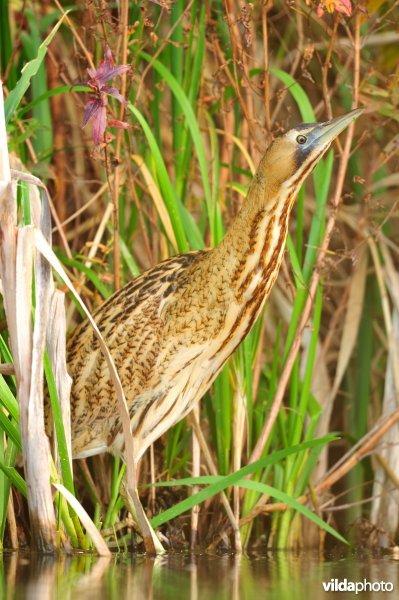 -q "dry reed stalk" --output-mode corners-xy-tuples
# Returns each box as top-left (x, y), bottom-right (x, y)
(262, 2), (272, 133)
(131, 155), (178, 250)
(188, 412), (242, 551)
(135, 0), (195, 103)
(6, 491), (18, 549)
(0, 82), (57, 552)
(190, 403), (200, 549)
(371, 308), (399, 535)
(232, 370), (246, 532)
(46, 291), (73, 464)
(1, 80), (139, 554)
(109, 0), (129, 291)
(53, 482), (110, 555)
(223, 0), (258, 148)
(34, 229), (163, 553)
(314, 244), (368, 472)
